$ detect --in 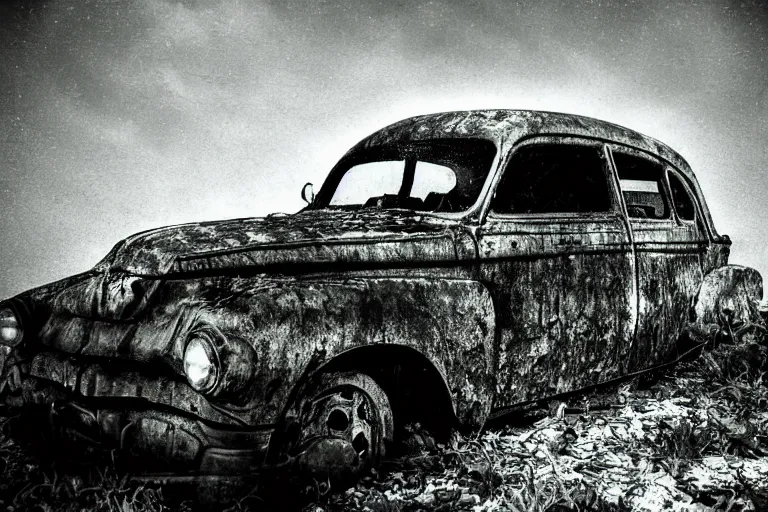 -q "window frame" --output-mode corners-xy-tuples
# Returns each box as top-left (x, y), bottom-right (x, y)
(608, 145), (675, 226)
(484, 136), (623, 222)
(313, 137), (501, 220)
(665, 168), (700, 227)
